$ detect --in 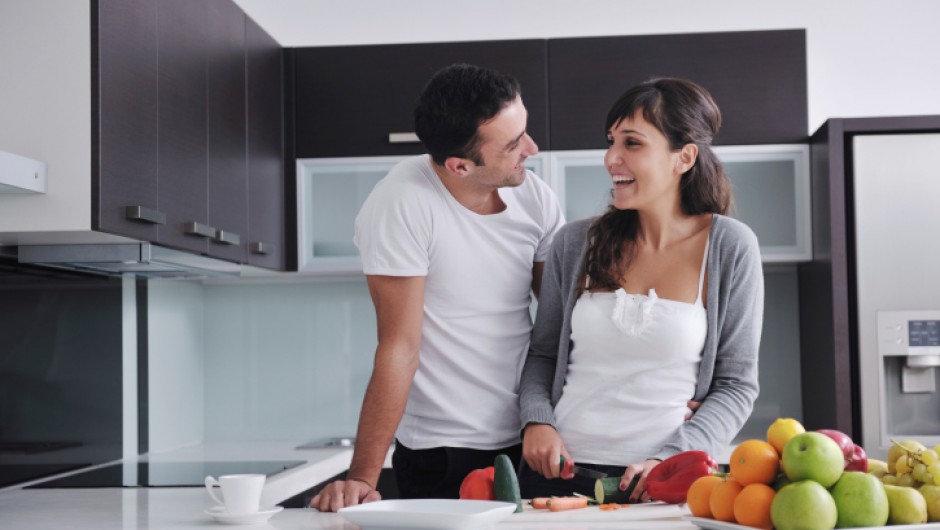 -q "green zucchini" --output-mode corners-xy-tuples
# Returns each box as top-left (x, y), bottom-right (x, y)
(493, 454), (523, 513)
(594, 475), (638, 504)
